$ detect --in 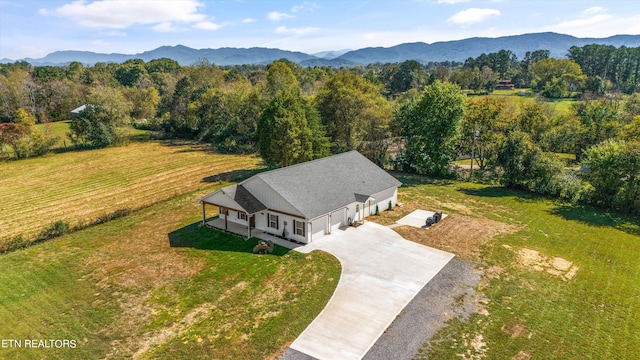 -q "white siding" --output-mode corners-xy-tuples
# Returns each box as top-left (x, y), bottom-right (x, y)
(261, 211), (308, 243)
(370, 187), (398, 214)
(254, 212), (267, 230)
(346, 202), (360, 224)
(243, 177), (303, 217)
(220, 210), (246, 226)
